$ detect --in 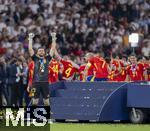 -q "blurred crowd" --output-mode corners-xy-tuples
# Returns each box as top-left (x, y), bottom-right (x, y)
(0, 0), (150, 106)
(0, 0), (150, 61)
